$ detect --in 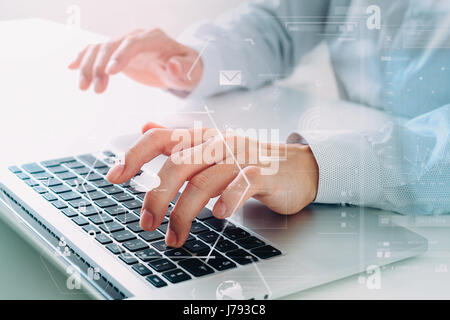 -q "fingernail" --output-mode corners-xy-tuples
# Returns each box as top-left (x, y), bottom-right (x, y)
(166, 227), (177, 247)
(105, 60), (118, 74)
(79, 75), (88, 89)
(140, 209), (154, 230)
(94, 77), (103, 92)
(215, 201), (228, 218)
(106, 164), (124, 182)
